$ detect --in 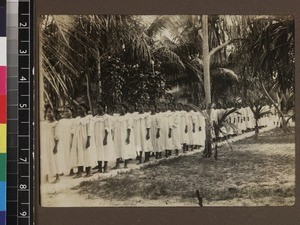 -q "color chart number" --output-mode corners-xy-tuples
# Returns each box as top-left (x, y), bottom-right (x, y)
(20, 211), (28, 217)
(20, 76), (27, 81)
(19, 184), (27, 190)
(19, 22), (28, 27)
(20, 157), (28, 162)
(19, 103), (28, 108)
